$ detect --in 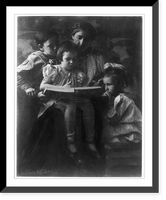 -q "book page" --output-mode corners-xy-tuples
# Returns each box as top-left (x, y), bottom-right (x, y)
(44, 85), (75, 93)
(44, 85), (102, 93)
